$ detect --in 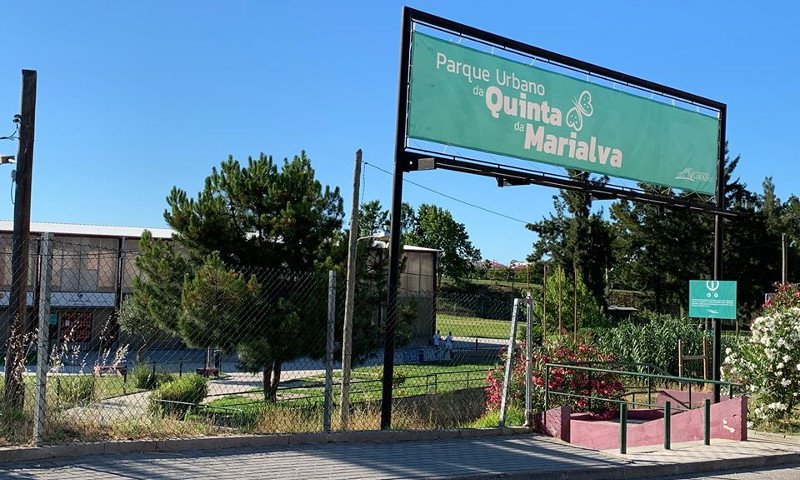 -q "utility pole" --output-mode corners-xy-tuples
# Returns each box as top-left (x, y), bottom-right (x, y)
(782, 233), (788, 284)
(5, 70), (37, 409)
(340, 149), (362, 430)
